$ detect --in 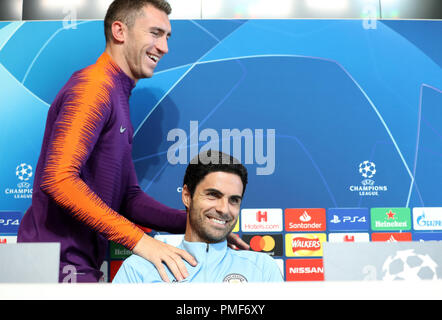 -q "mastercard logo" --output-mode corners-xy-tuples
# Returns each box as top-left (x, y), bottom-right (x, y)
(242, 234), (283, 257)
(250, 235), (275, 252)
